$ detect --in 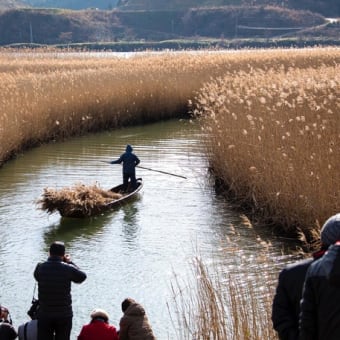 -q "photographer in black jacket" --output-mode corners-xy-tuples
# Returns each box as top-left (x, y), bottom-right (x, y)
(34, 241), (86, 340)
